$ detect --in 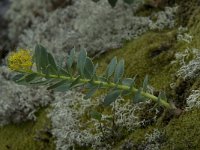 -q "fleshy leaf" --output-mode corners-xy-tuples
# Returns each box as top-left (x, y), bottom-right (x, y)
(53, 83), (71, 92)
(35, 44), (58, 75)
(34, 44), (44, 73)
(70, 76), (81, 88)
(67, 48), (75, 69)
(47, 53), (58, 75)
(122, 78), (135, 86)
(142, 75), (148, 92)
(47, 80), (69, 90)
(93, 63), (98, 77)
(84, 57), (94, 79)
(103, 90), (121, 106)
(29, 78), (54, 86)
(133, 88), (143, 103)
(77, 49), (87, 76)
(12, 74), (28, 85)
(25, 73), (38, 82)
(159, 91), (167, 101)
(105, 57), (117, 78)
(114, 59), (124, 83)
(35, 45), (50, 74)
(84, 85), (99, 99)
